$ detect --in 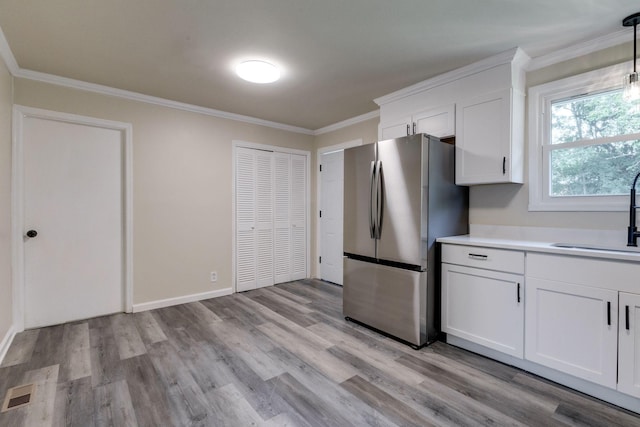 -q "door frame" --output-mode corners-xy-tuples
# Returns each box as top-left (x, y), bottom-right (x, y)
(12, 105), (134, 331)
(315, 139), (362, 279)
(231, 140), (310, 293)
